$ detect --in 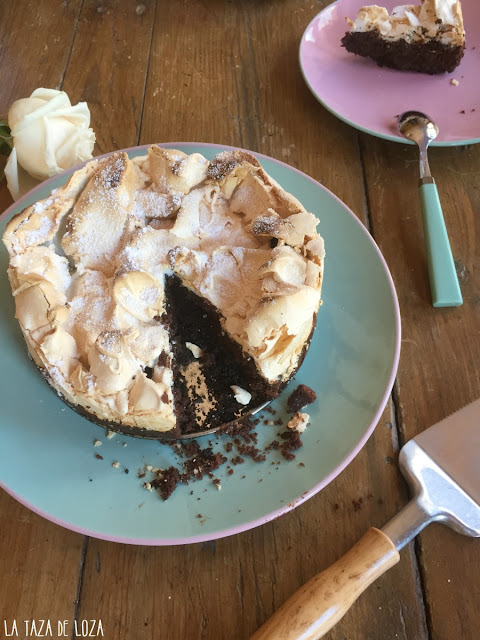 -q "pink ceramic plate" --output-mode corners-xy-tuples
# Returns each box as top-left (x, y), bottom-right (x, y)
(300, 0), (480, 146)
